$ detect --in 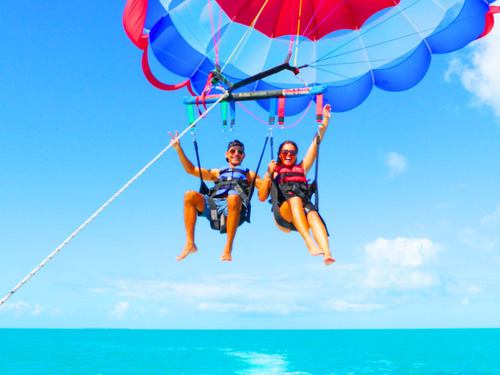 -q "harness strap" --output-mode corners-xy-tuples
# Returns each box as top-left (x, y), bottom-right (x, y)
(221, 101), (228, 130)
(219, 167), (249, 175)
(193, 135), (209, 195)
(313, 133), (320, 210)
(316, 94), (323, 123)
(229, 101), (236, 130)
(205, 196), (225, 233)
(269, 181), (329, 235)
(278, 97), (285, 125)
(269, 97), (277, 125)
